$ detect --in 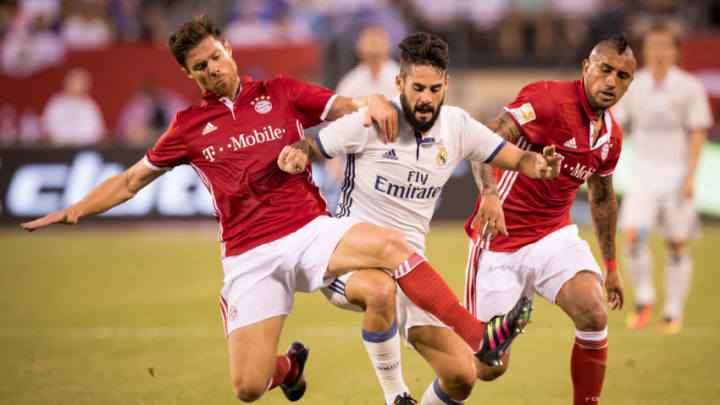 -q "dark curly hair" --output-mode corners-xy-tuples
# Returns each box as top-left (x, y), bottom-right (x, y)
(398, 32), (449, 76)
(169, 14), (223, 69)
